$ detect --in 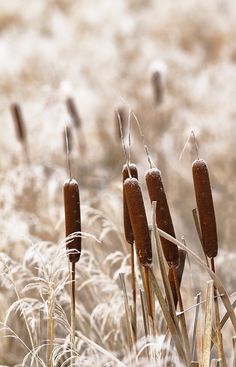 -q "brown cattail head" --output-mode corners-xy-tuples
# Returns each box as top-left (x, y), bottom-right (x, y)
(151, 69), (164, 105)
(124, 177), (152, 266)
(66, 97), (81, 129)
(192, 159), (218, 258)
(145, 168), (179, 267)
(123, 163), (138, 245)
(115, 105), (126, 139)
(64, 179), (81, 262)
(10, 103), (26, 143)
